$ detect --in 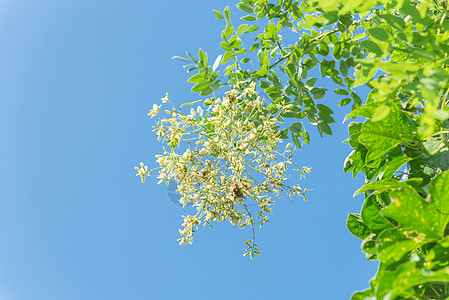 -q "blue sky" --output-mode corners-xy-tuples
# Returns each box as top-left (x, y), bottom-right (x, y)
(1, 1), (378, 299)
